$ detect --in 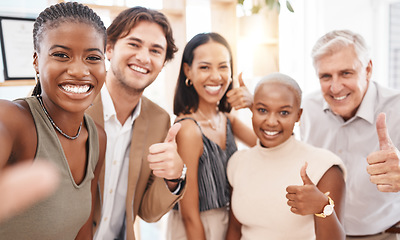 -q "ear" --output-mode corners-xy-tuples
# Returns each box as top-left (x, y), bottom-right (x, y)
(365, 60), (373, 82)
(183, 63), (191, 79)
(296, 108), (303, 122)
(33, 52), (39, 73)
(106, 43), (114, 61)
